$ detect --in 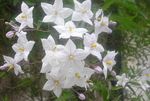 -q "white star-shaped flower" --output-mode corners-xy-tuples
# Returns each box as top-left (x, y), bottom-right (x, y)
(41, 35), (65, 73)
(41, 0), (73, 25)
(15, 2), (34, 31)
(43, 73), (70, 97)
(72, 0), (93, 25)
(0, 56), (24, 75)
(84, 33), (104, 60)
(94, 9), (112, 35)
(12, 33), (35, 62)
(116, 73), (129, 87)
(54, 21), (88, 39)
(62, 39), (89, 68)
(103, 51), (117, 79)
